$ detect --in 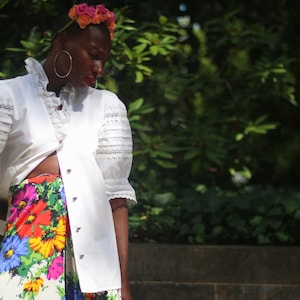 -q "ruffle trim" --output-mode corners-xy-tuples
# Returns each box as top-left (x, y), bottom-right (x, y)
(0, 103), (13, 153)
(107, 192), (137, 205)
(25, 58), (75, 143)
